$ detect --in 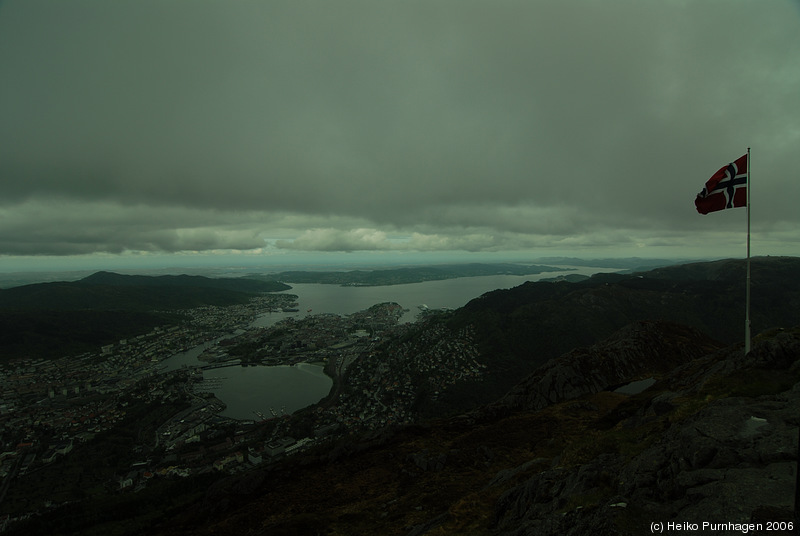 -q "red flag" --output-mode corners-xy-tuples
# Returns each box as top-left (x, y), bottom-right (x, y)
(695, 154), (748, 214)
